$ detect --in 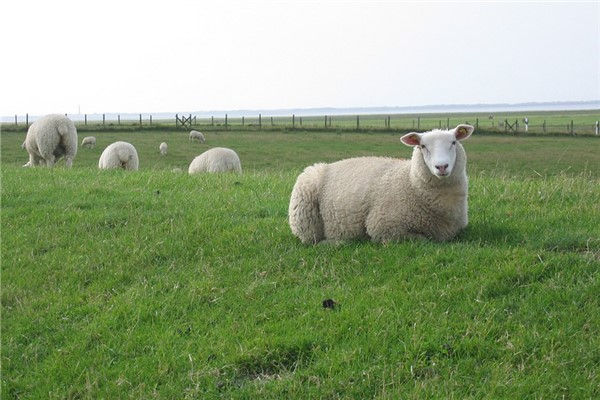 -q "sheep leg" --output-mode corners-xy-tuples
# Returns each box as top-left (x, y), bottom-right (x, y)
(45, 155), (56, 168)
